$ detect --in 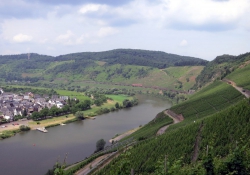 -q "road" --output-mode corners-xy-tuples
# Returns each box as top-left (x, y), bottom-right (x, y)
(74, 153), (113, 175)
(109, 127), (140, 143)
(223, 79), (250, 98)
(156, 110), (183, 135)
(0, 119), (30, 132)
